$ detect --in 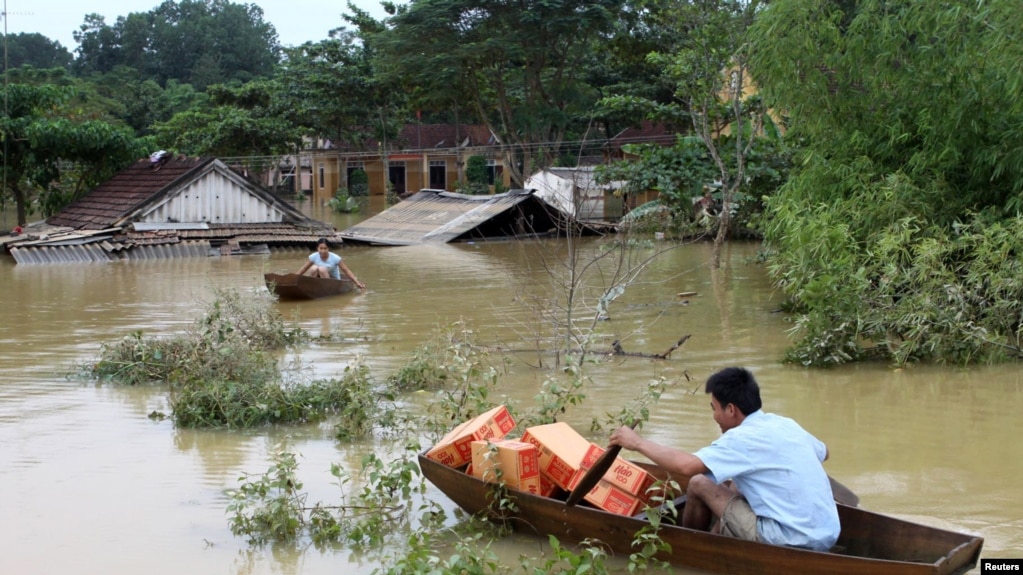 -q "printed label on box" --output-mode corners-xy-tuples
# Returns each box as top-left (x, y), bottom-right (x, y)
(578, 443), (656, 497)
(471, 439), (541, 494)
(583, 479), (644, 516)
(426, 405), (516, 468)
(521, 422), (592, 490)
